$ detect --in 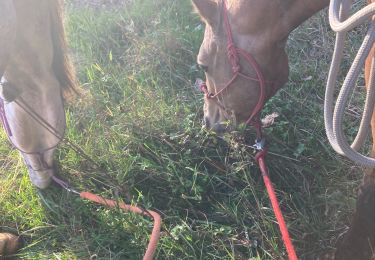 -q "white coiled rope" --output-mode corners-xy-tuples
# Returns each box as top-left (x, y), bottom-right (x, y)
(325, 0), (375, 166)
